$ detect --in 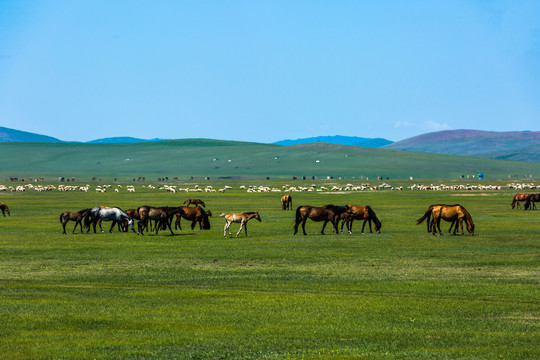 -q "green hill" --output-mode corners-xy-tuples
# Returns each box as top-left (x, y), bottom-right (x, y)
(1, 139), (538, 181)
